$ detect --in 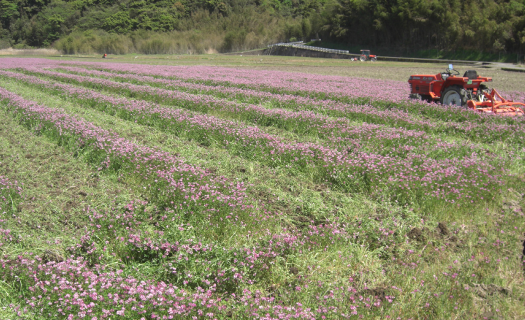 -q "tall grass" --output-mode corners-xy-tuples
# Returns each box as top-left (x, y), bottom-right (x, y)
(54, 9), (307, 55)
